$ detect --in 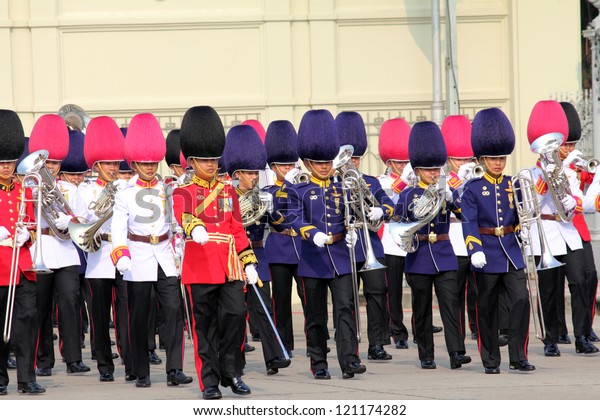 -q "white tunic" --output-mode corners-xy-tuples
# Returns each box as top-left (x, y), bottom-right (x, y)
(111, 177), (177, 281)
(378, 174), (407, 257)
